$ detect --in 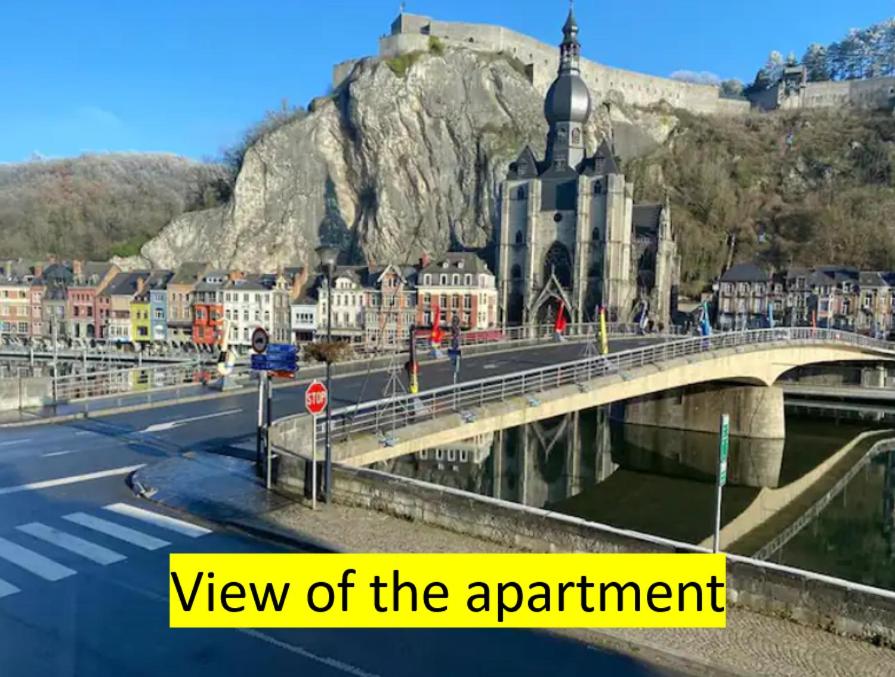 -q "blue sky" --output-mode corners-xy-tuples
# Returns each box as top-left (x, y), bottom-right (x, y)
(1, 0), (891, 163)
